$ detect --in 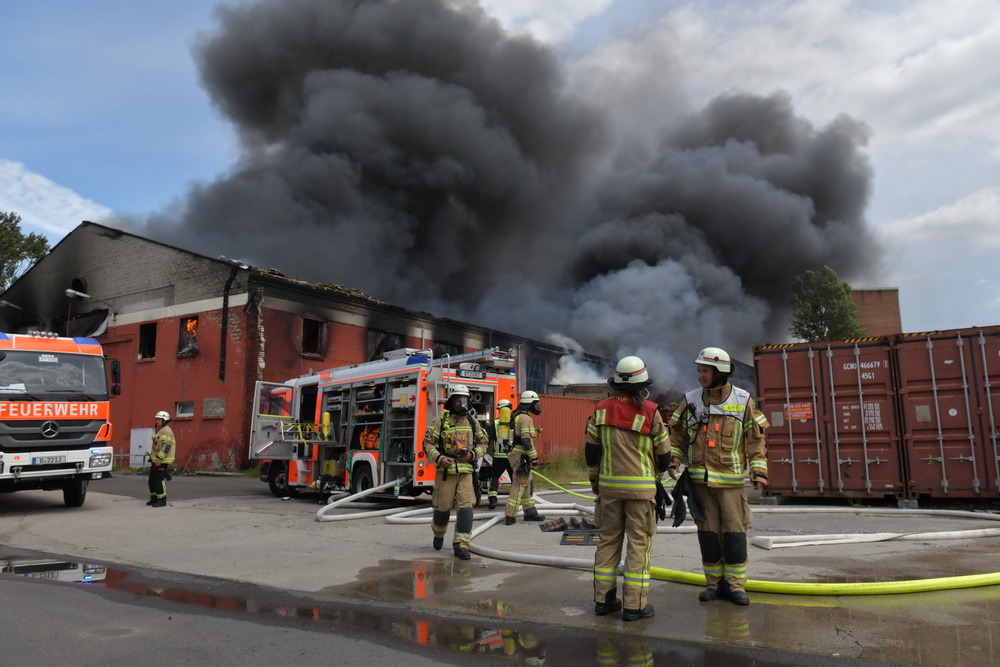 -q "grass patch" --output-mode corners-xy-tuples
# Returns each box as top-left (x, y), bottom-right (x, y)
(535, 457), (589, 488)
